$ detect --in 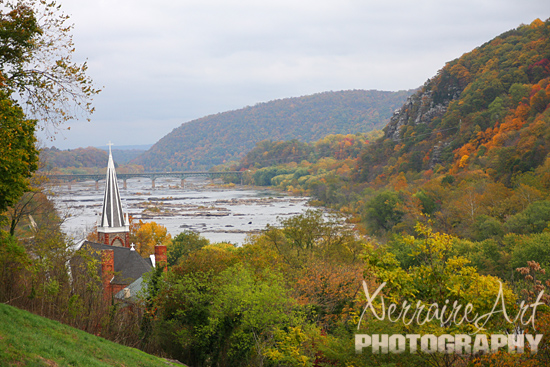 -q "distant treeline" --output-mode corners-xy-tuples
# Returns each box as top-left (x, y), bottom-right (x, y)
(40, 147), (145, 174)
